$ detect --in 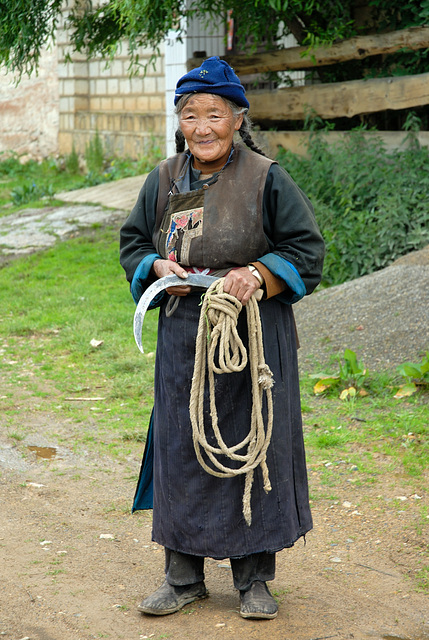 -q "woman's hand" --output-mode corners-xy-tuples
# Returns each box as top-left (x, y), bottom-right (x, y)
(152, 259), (192, 296)
(223, 267), (262, 306)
